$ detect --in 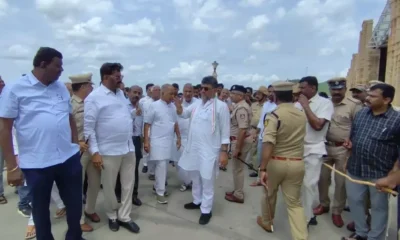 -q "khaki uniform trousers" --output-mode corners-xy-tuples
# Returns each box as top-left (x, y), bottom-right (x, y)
(245, 140), (257, 165)
(80, 152), (101, 224)
(231, 141), (251, 199)
(318, 145), (348, 214)
(261, 159), (308, 240)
